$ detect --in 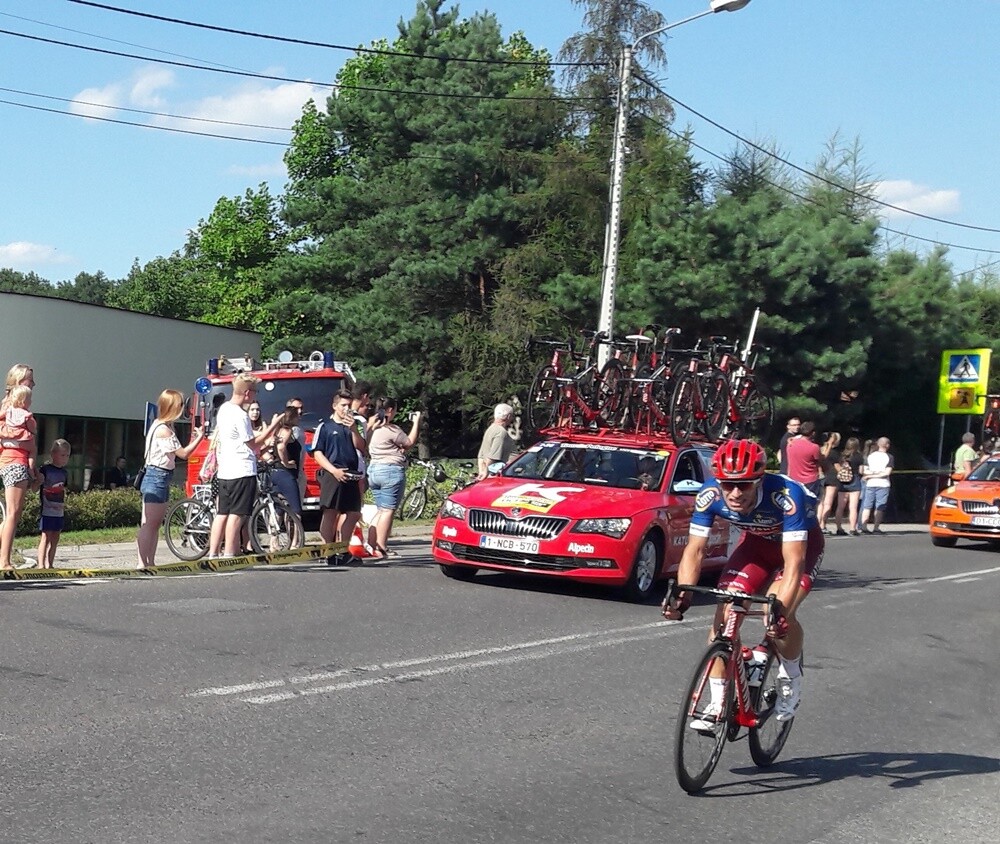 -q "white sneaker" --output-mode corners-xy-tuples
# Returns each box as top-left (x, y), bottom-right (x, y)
(689, 701), (723, 732)
(775, 675), (801, 722)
